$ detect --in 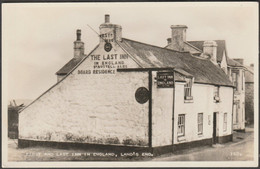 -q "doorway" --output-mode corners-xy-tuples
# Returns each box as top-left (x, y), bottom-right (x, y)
(213, 112), (217, 144)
